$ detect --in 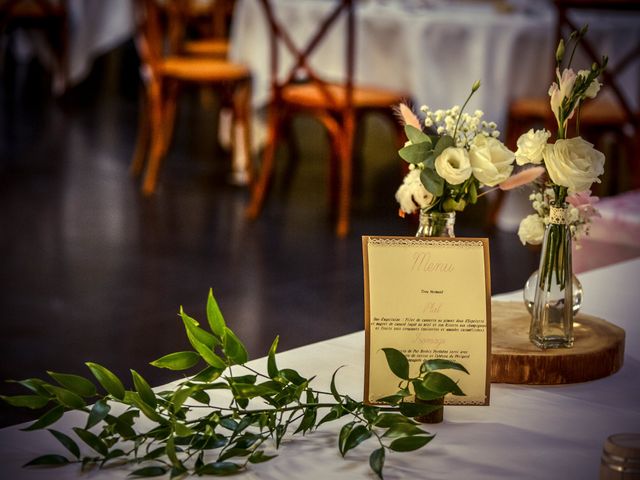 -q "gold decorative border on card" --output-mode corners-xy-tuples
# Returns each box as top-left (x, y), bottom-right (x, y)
(367, 238), (484, 248)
